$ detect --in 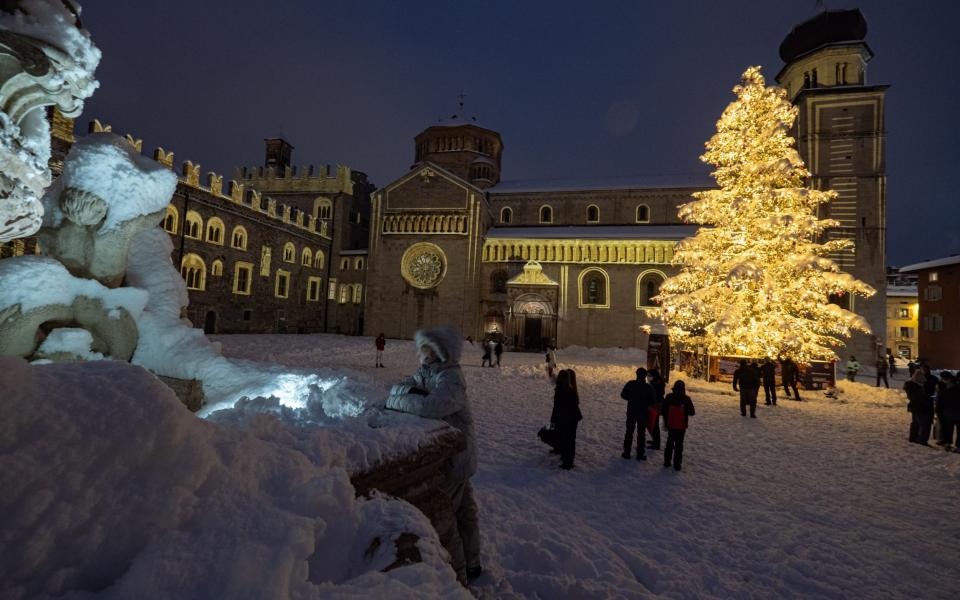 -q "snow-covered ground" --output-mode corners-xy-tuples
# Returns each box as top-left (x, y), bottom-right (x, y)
(217, 334), (960, 599)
